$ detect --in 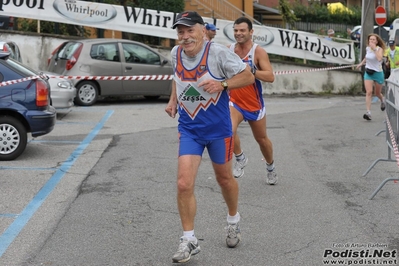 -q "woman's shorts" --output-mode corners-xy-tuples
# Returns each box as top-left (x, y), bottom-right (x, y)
(364, 71), (384, 84)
